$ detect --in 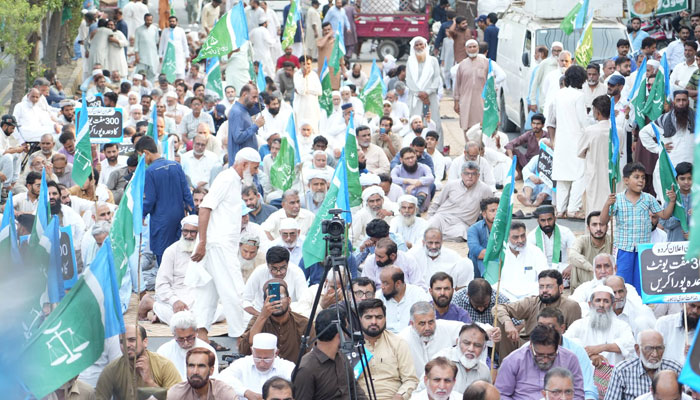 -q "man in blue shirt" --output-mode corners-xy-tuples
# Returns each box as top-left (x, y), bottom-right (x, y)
(323, 0), (350, 34)
(484, 13), (499, 61)
(629, 17), (650, 52)
(136, 135), (195, 265)
(227, 83), (264, 166)
(467, 197), (499, 278)
(430, 271), (472, 323)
